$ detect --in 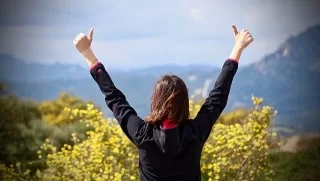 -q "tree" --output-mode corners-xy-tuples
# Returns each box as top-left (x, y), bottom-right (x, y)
(38, 92), (95, 125)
